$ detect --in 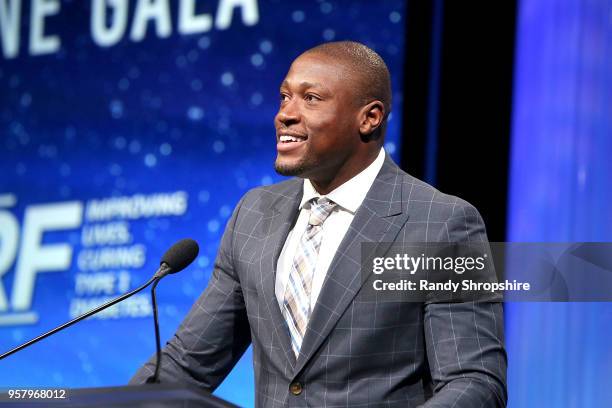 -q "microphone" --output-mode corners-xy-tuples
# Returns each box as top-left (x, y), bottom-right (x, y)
(0, 239), (200, 363)
(154, 238), (200, 279)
